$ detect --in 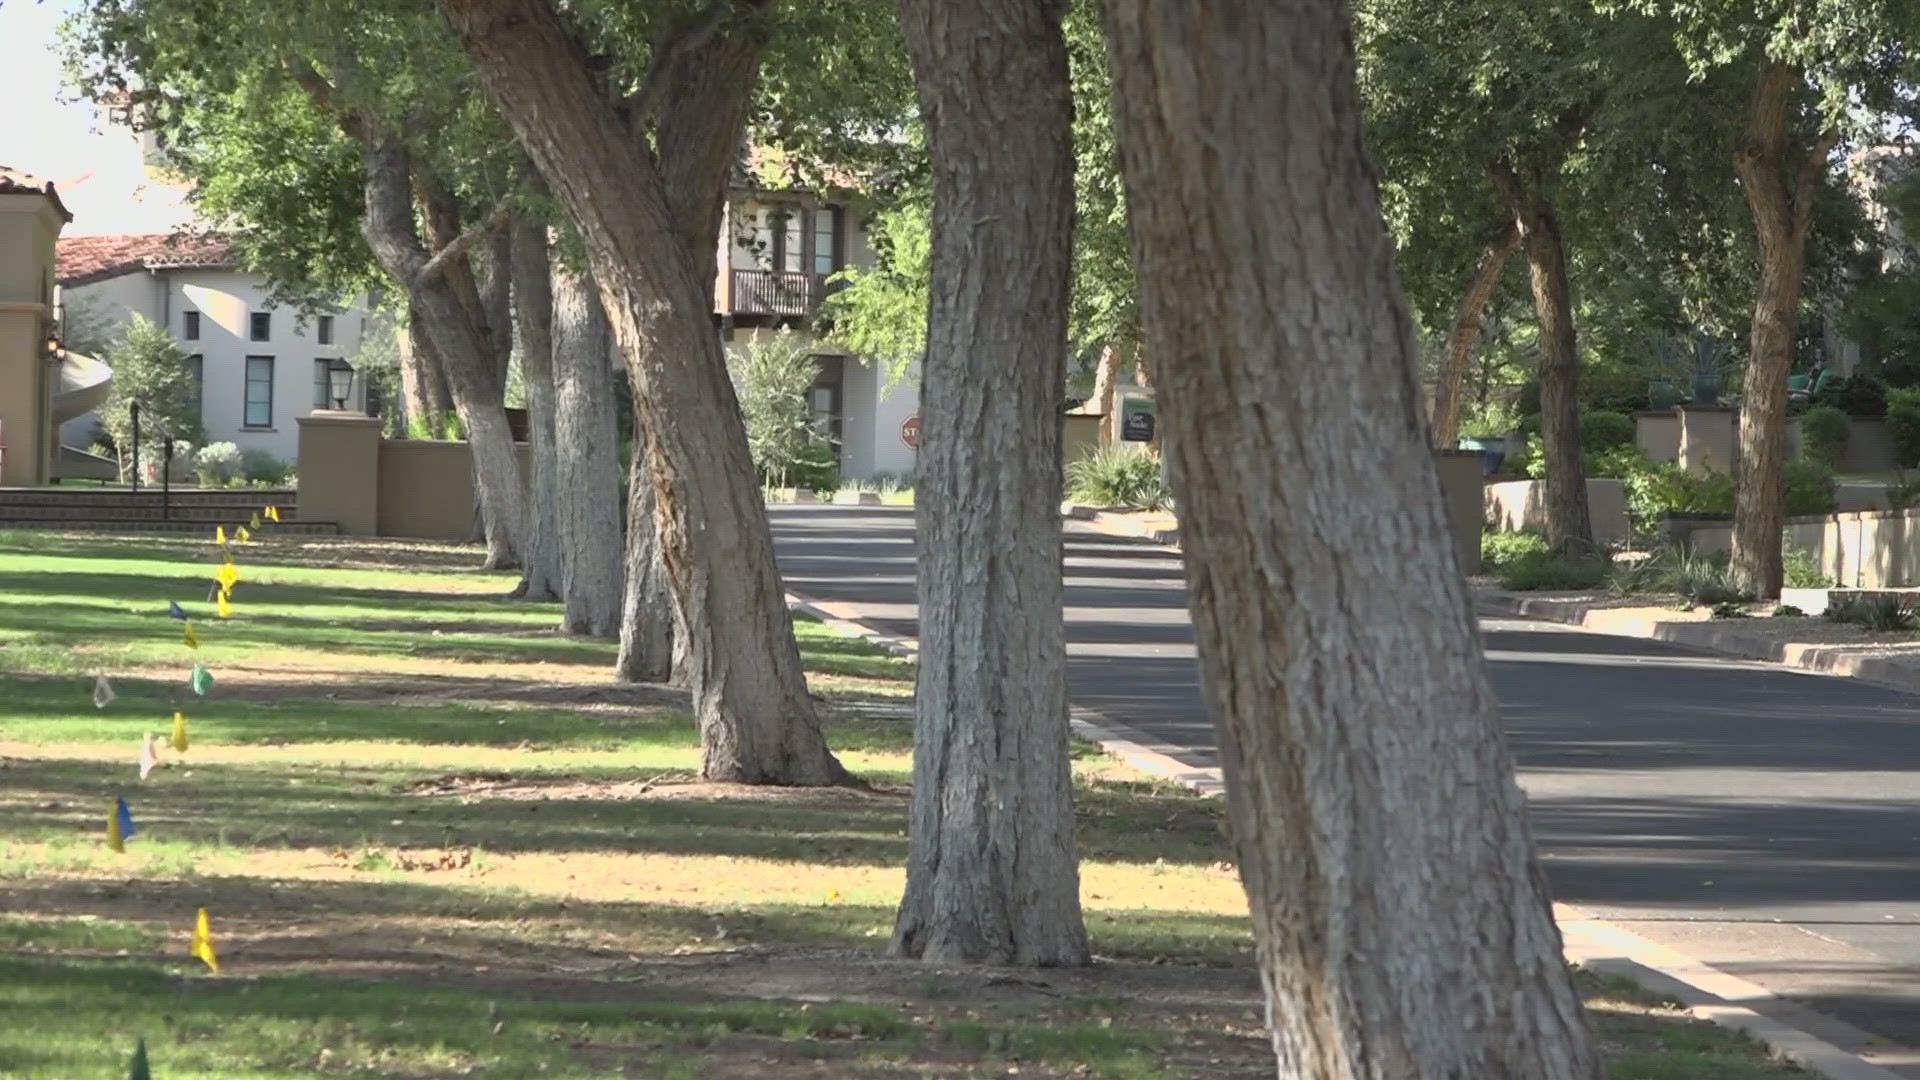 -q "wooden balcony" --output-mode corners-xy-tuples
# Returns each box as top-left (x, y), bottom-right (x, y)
(725, 268), (827, 318)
